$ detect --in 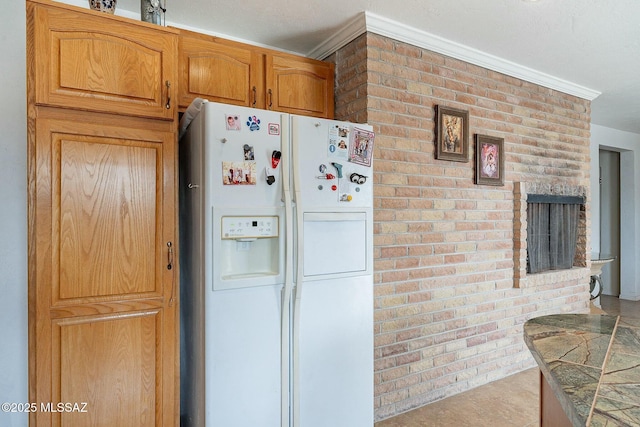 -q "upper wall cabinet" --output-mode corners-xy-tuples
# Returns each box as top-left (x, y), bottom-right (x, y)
(30, 0), (178, 120)
(178, 30), (335, 118)
(178, 30), (264, 109)
(266, 53), (335, 119)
